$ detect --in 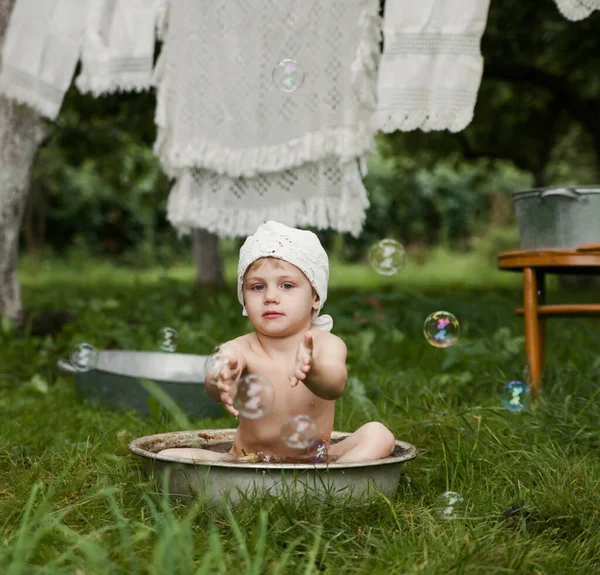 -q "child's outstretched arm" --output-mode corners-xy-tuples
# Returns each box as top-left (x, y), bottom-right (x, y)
(291, 332), (348, 400)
